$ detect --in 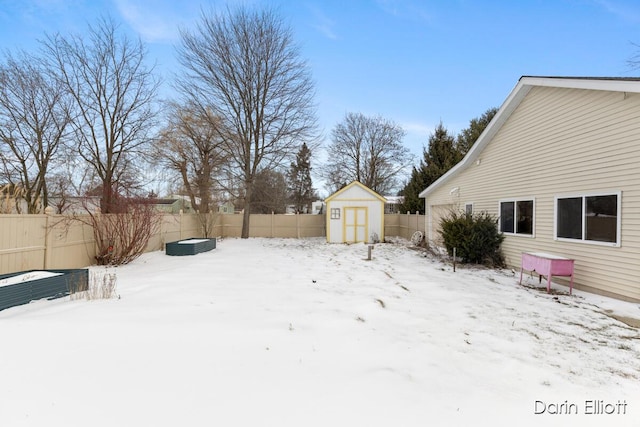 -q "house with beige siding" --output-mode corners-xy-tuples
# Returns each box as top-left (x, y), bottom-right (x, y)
(420, 76), (640, 302)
